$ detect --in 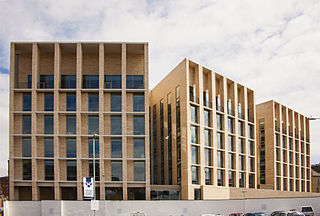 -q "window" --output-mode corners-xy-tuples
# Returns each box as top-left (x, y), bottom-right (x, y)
(239, 156), (245, 171)
(217, 114), (223, 130)
(205, 129), (211, 146)
(105, 188), (123, 200)
(205, 168), (212, 185)
(205, 149), (212, 166)
(228, 117), (233, 133)
(204, 110), (210, 127)
(249, 157), (254, 172)
(88, 138), (99, 158)
(227, 100), (232, 115)
(133, 116), (145, 135)
(238, 122), (243, 136)
(89, 160), (100, 181)
(192, 146), (198, 164)
(276, 134), (280, 146)
(217, 169), (224, 186)
(61, 75), (76, 89)
(23, 159), (32, 180)
(203, 91), (209, 107)
(111, 115), (122, 135)
(194, 189), (201, 200)
(28, 75), (32, 88)
(192, 166), (198, 184)
(66, 138), (76, 158)
(44, 115), (54, 134)
(66, 115), (76, 134)
(83, 75), (99, 89)
(248, 125), (254, 139)
(216, 95), (221, 111)
(134, 138), (145, 158)
(22, 93), (31, 111)
(66, 160), (77, 181)
(134, 161), (145, 181)
(44, 160), (54, 180)
(88, 93), (99, 112)
(189, 86), (196, 102)
(217, 132), (223, 149)
(111, 161), (122, 181)
(44, 138), (54, 158)
(229, 171), (235, 187)
(133, 93), (144, 112)
(249, 174), (255, 188)
(239, 138), (244, 154)
(110, 93), (122, 112)
(88, 115), (99, 134)
(239, 172), (245, 188)
(229, 153), (235, 169)
(111, 138), (122, 158)
(44, 93), (54, 111)
(282, 136), (287, 148)
(105, 75), (121, 89)
(39, 75), (54, 88)
(191, 105), (197, 123)
(22, 115), (31, 134)
(217, 151), (224, 168)
(127, 75), (143, 89)
(191, 126), (198, 144)
(66, 93), (76, 111)
(228, 135), (234, 152)
(22, 137), (31, 157)
(127, 188), (145, 200)
(248, 141), (254, 156)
